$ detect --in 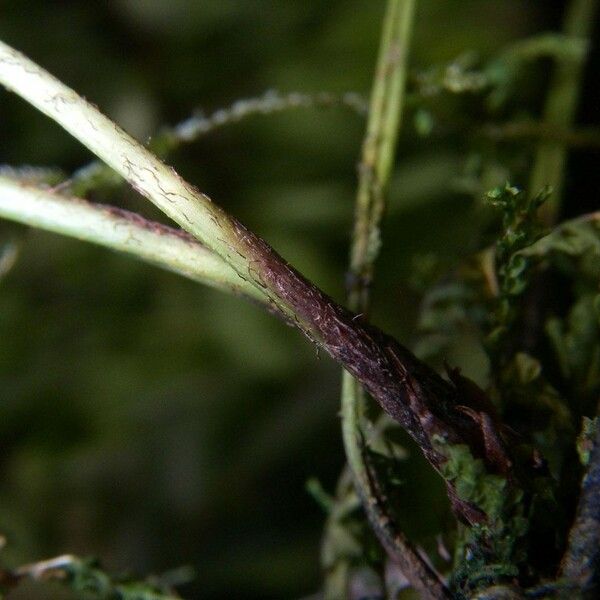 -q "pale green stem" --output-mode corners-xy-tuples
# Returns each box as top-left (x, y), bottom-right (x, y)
(342, 0), (415, 508)
(0, 175), (265, 304)
(69, 90), (367, 196)
(0, 28), (465, 472)
(0, 39), (290, 316)
(530, 0), (598, 225)
(348, 0), (414, 307)
(328, 1), (449, 599)
(343, 0), (412, 493)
